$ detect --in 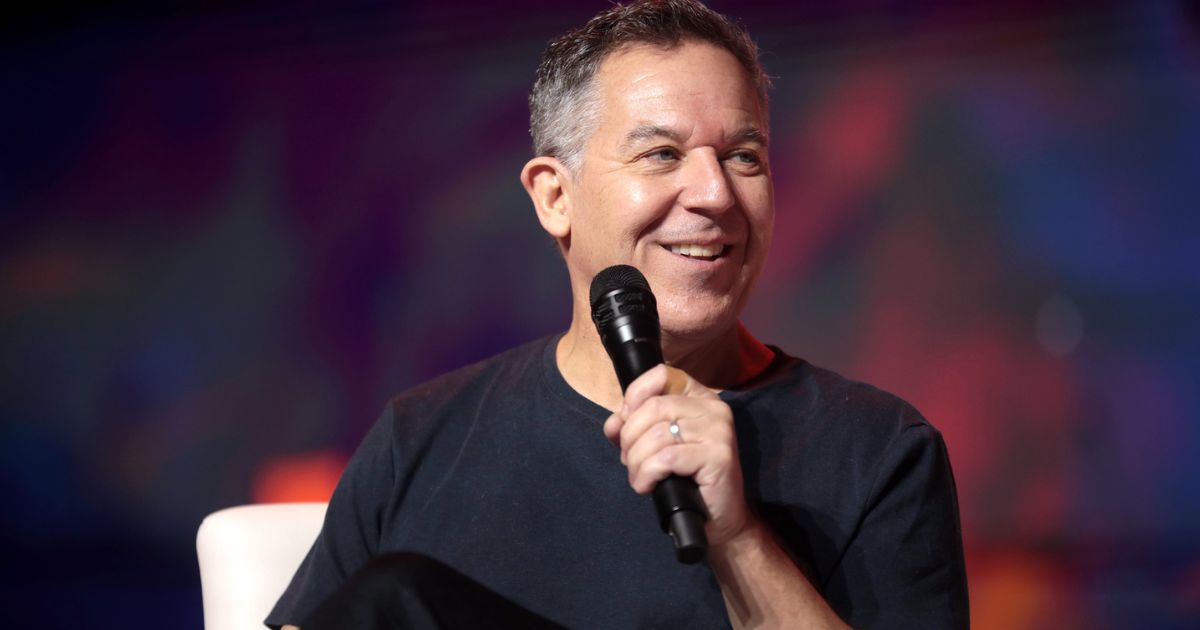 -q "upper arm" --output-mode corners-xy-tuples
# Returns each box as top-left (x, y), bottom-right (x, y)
(265, 403), (400, 628)
(824, 424), (970, 629)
